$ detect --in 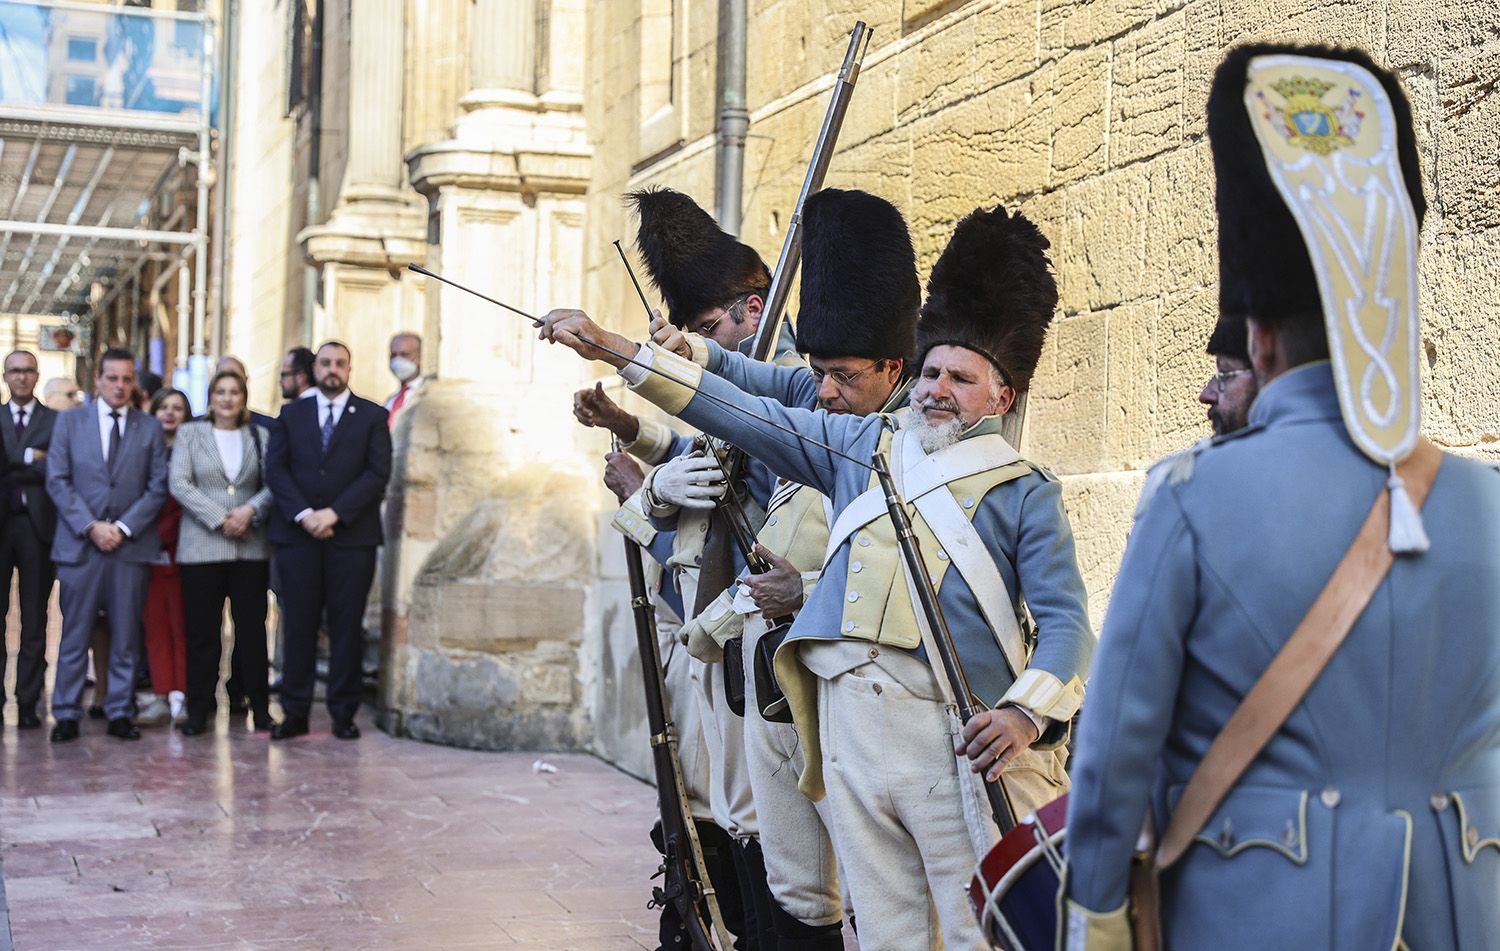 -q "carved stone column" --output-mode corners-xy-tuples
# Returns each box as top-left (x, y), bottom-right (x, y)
(380, 0), (596, 751)
(299, 0), (427, 397)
